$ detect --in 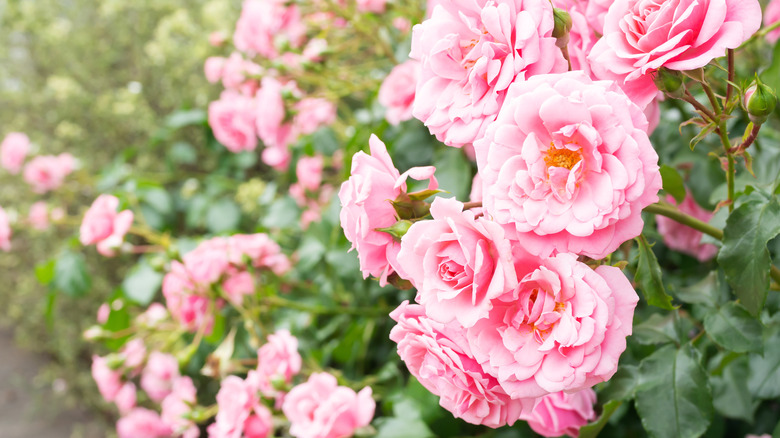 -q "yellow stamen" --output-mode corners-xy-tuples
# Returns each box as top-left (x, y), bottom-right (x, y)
(544, 147), (581, 170)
